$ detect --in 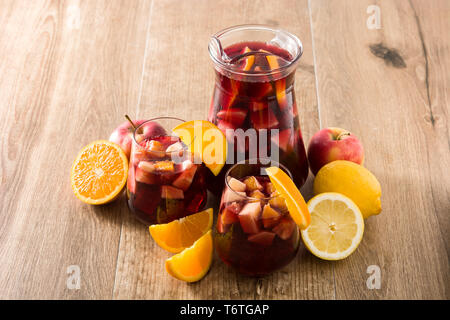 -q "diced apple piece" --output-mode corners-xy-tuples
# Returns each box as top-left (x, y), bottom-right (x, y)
(262, 204), (281, 228)
(172, 163), (197, 191)
(273, 217), (296, 240)
(250, 190), (265, 200)
(221, 204), (240, 226)
(248, 231), (276, 246)
(138, 161), (156, 173)
(271, 128), (293, 153)
(243, 176), (263, 191)
(135, 167), (157, 185)
(161, 185), (184, 199)
(165, 141), (184, 153)
(216, 108), (248, 127)
(227, 177), (247, 192)
(238, 202), (261, 234)
(222, 188), (246, 203)
(146, 140), (165, 152)
(154, 160), (174, 172)
(265, 182), (276, 194)
(250, 108), (279, 130)
(269, 192), (288, 212)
